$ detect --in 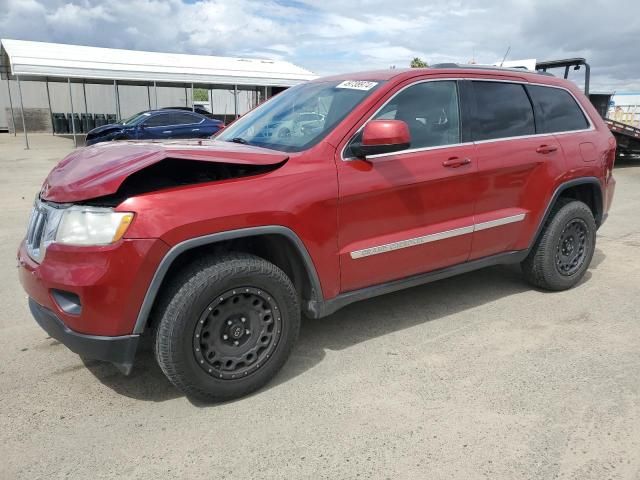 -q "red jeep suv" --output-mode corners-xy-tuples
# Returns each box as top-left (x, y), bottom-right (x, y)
(18, 66), (616, 401)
